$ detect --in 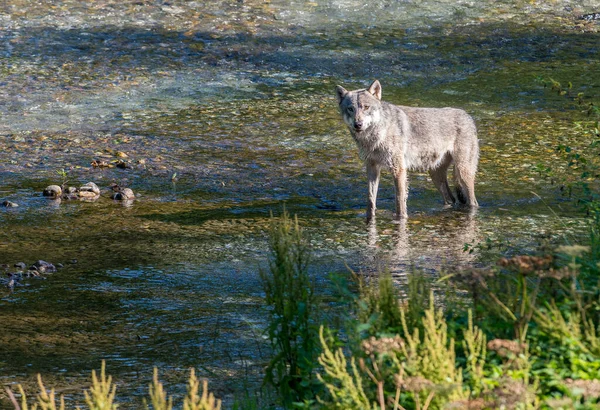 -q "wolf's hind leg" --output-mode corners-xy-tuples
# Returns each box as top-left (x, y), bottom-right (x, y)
(429, 153), (455, 206)
(454, 164), (478, 207)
